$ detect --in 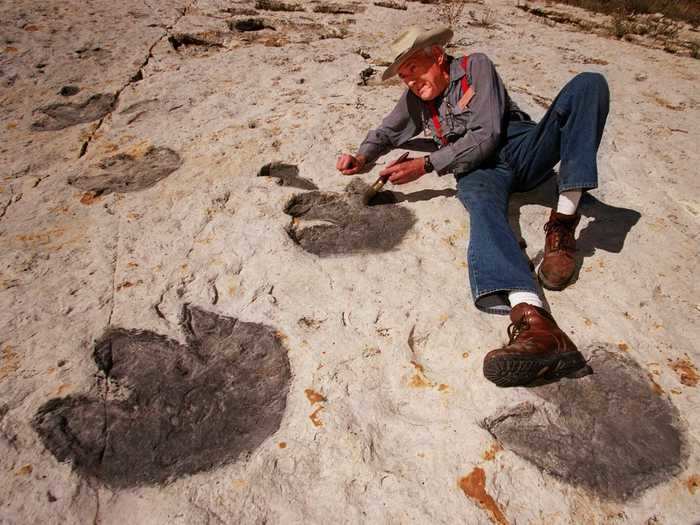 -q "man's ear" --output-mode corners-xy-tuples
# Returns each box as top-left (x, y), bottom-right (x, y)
(432, 45), (445, 65)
